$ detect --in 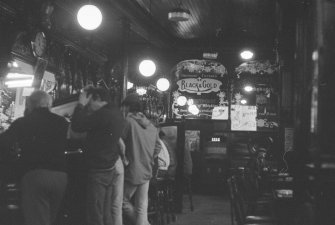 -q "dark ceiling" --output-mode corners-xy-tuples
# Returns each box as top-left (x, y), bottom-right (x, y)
(2, 0), (282, 84)
(52, 0), (279, 63)
(47, 0), (282, 85)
